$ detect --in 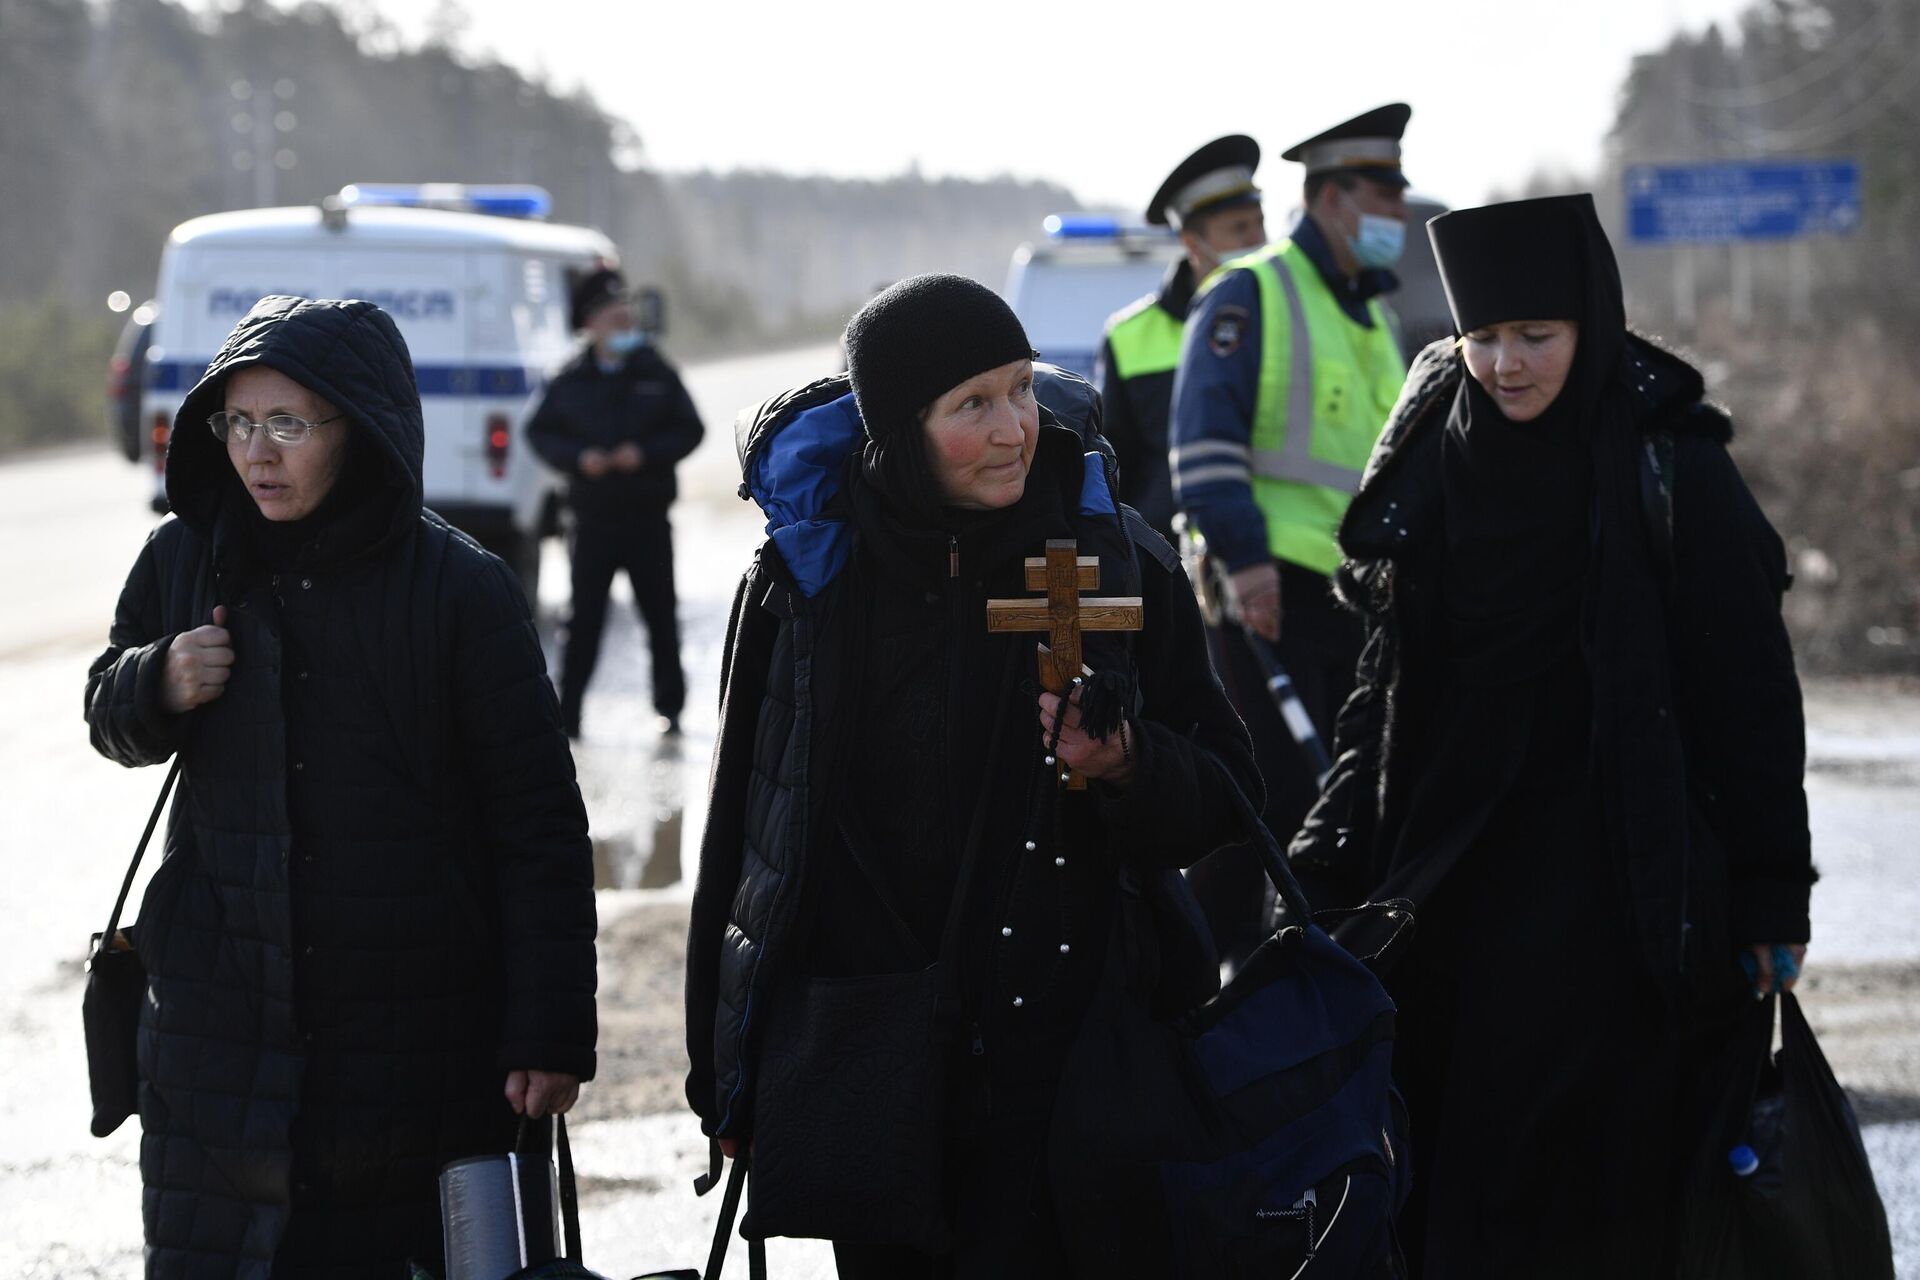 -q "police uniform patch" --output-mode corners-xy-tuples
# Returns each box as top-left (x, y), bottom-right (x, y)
(1208, 306), (1248, 357)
